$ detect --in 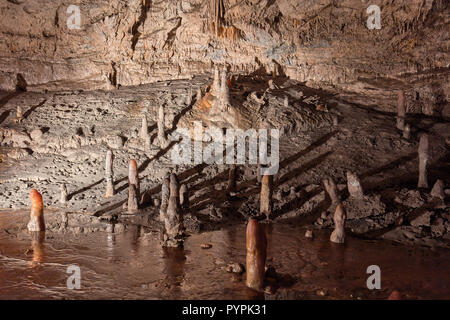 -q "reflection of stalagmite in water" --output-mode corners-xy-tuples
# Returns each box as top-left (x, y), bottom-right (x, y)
(105, 149), (115, 198)
(162, 247), (186, 295)
(27, 189), (45, 232)
(246, 219), (267, 291)
(418, 134), (429, 188)
(160, 175), (170, 222)
(30, 231), (45, 265)
(330, 203), (346, 244)
(260, 174), (273, 220)
(163, 174), (184, 247)
(128, 159), (139, 213)
(60, 184), (68, 205)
